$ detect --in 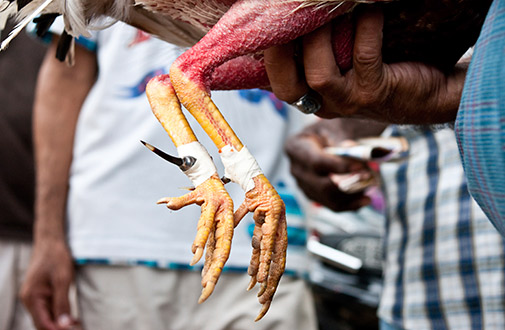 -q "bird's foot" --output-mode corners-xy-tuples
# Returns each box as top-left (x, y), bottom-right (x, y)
(234, 174), (287, 321)
(157, 174), (234, 302)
